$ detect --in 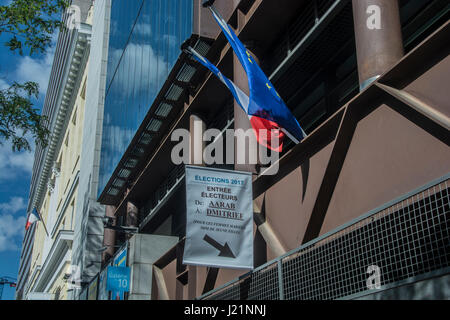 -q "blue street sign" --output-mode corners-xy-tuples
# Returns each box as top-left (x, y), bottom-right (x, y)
(106, 266), (131, 293)
(112, 246), (127, 299)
